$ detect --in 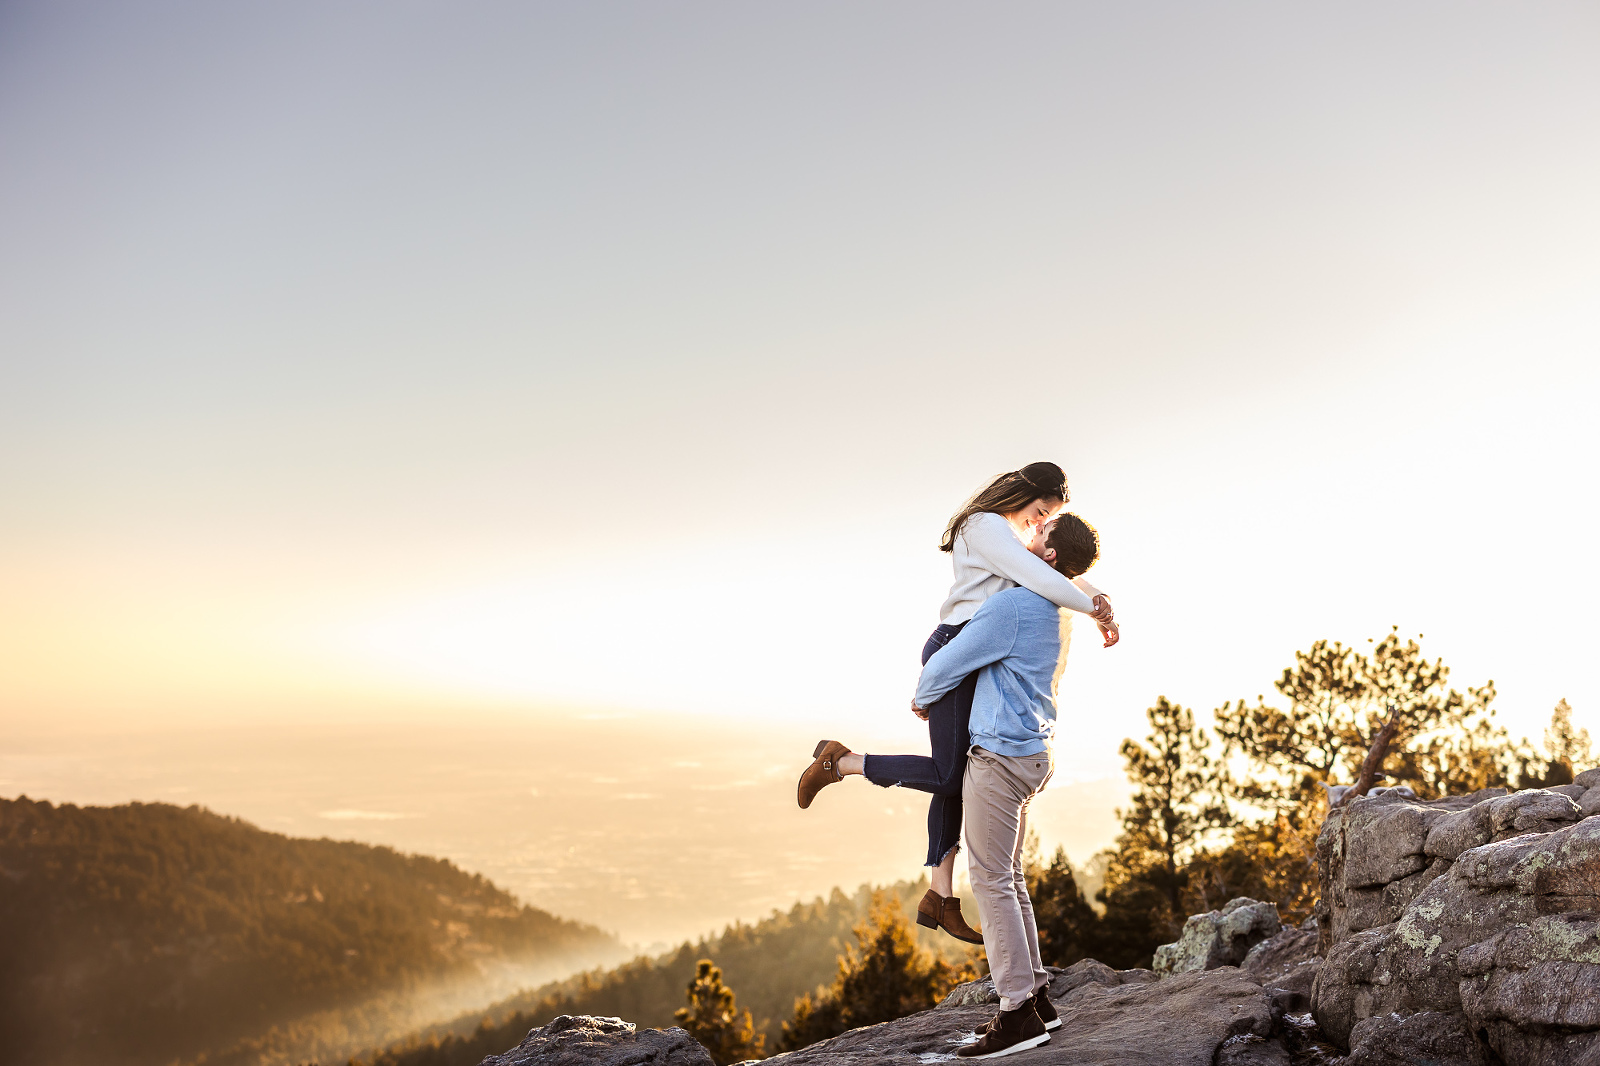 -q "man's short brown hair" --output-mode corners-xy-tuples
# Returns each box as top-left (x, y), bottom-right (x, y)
(1047, 513), (1100, 578)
